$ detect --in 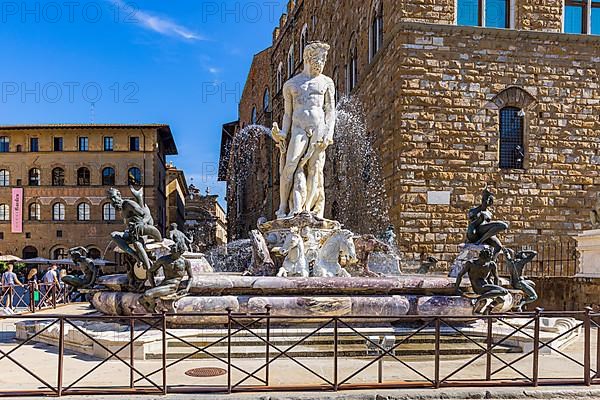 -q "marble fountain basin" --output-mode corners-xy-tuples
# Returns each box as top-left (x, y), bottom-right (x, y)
(88, 274), (520, 326)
